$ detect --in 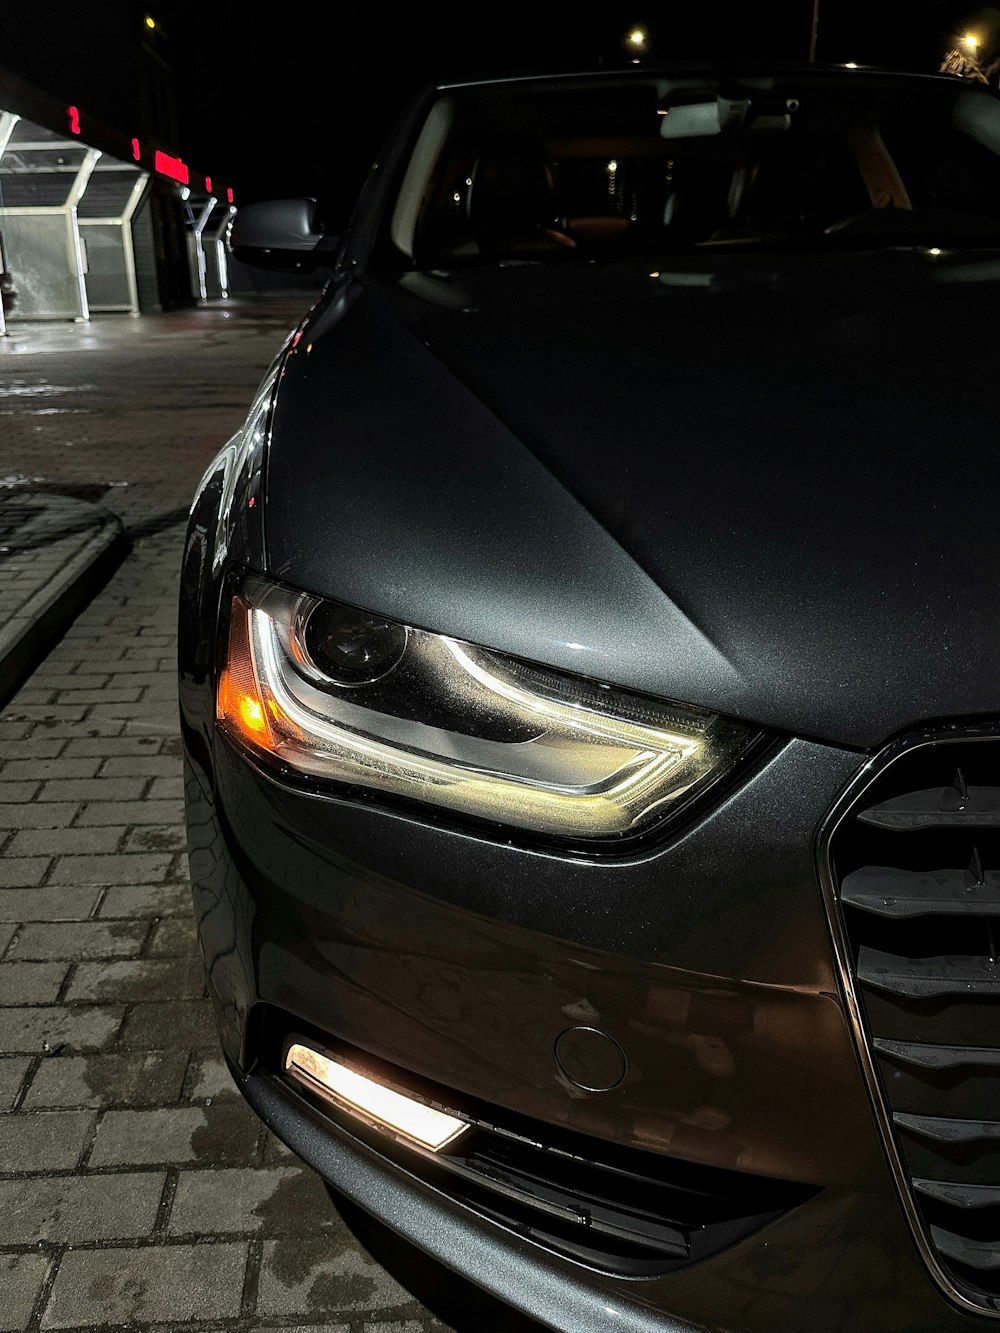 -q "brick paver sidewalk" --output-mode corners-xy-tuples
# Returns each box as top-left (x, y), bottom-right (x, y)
(0, 525), (451, 1331)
